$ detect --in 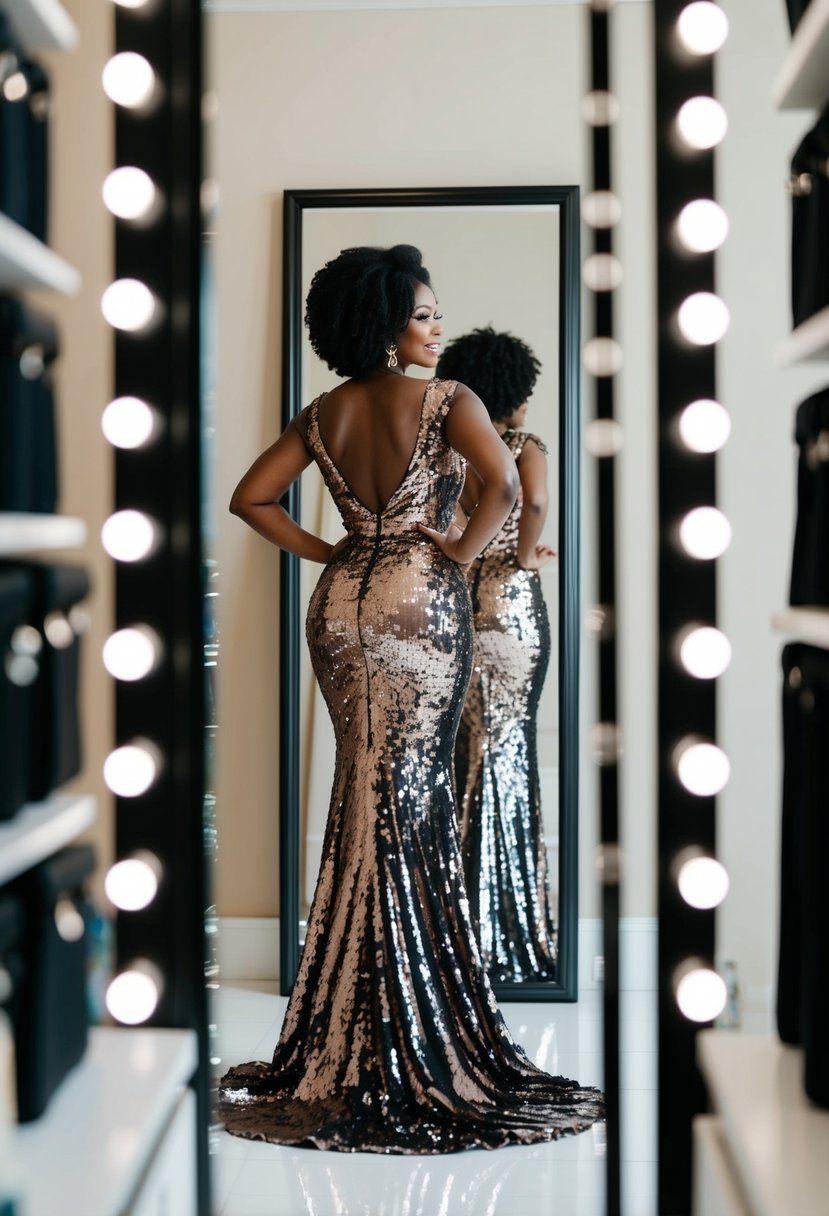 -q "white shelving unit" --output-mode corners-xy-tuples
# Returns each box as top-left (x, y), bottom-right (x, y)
(772, 0), (829, 110)
(771, 607), (829, 649)
(15, 1027), (198, 1216)
(0, 211), (80, 295)
(0, 794), (96, 886)
(0, 512), (86, 556)
(776, 305), (829, 368)
(698, 1032), (829, 1216)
